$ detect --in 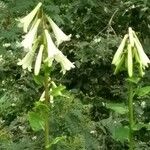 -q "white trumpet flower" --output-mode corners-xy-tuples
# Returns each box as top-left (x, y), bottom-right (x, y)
(34, 44), (44, 75)
(18, 32), (39, 72)
(133, 31), (150, 68)
(17, 42), (38, 71)
(112, 34), (128, 66)
(55, 51), (75, 74)
(44, 29), (59, 66)
(44, 29), (74, 73)
(21, 19), (41, 51)
(47, 16), (71, 46)
(19, 2), (42, 33)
